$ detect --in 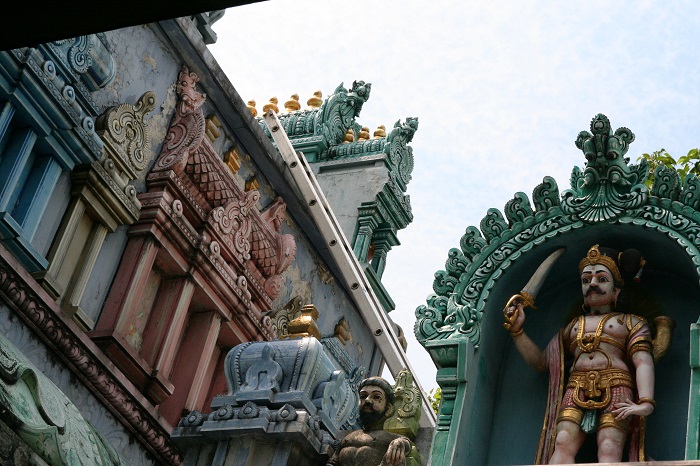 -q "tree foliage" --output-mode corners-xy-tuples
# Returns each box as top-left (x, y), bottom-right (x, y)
(428, 388), (441, 414)
(638, 148), (700, 188)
